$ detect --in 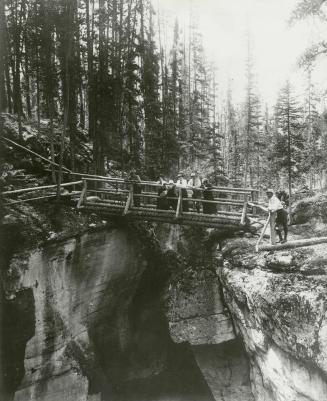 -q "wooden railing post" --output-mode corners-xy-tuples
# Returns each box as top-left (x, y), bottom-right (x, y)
(240, 199), (248, 225)
(176, 188), (183, 219)
(77, 179), (87, 208)
(255, 214), (271, 252)
(251, 190), (257, 215)
(123, 186), (133, 216)
(269, 211), (277, 245)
